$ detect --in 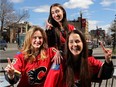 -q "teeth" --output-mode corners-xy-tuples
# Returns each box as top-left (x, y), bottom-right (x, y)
(72, 48), (78, 51)
(73, 49), (77, 52)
